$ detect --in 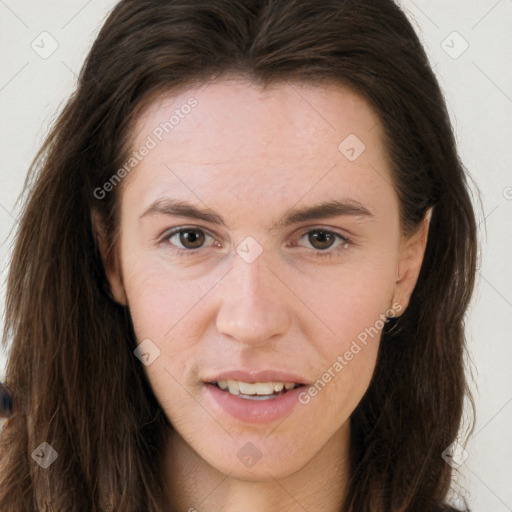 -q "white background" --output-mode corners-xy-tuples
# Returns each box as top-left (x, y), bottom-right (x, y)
(1, 1), (511, 509)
